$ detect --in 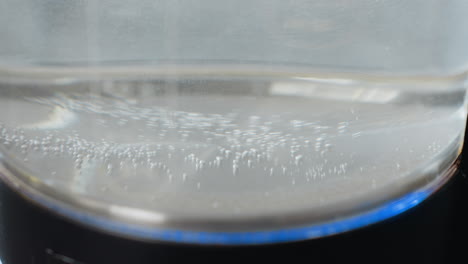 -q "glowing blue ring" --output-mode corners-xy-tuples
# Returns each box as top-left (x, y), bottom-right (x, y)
(35, 189), (428, 245)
